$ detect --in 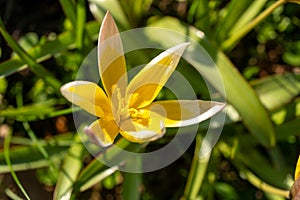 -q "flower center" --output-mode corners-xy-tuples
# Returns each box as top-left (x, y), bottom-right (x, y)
(113, 87), (150, 127)
(129, 108), (150, 127)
